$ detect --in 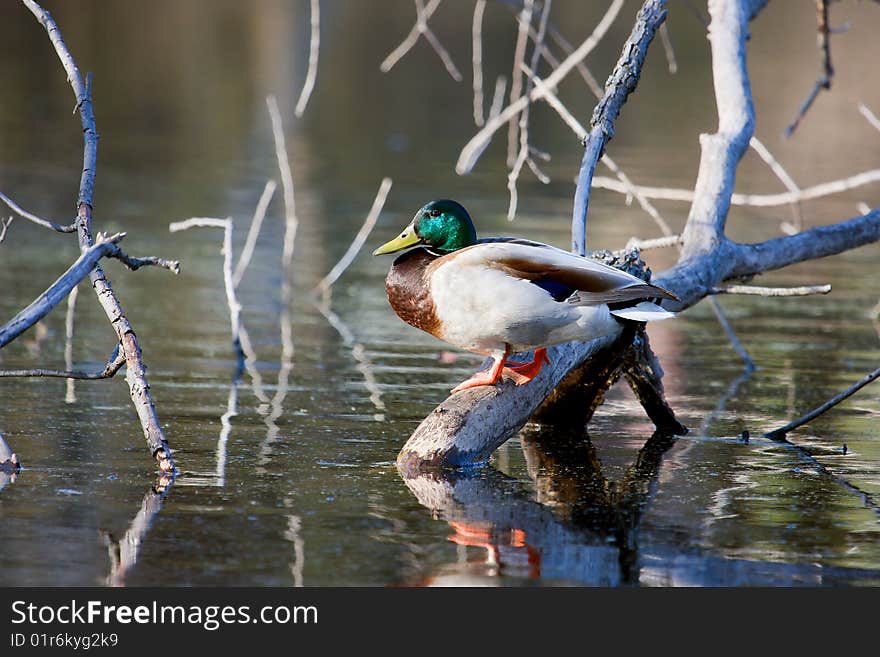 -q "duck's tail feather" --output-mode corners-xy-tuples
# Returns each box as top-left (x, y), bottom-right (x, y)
(610, 301), (676, 322)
